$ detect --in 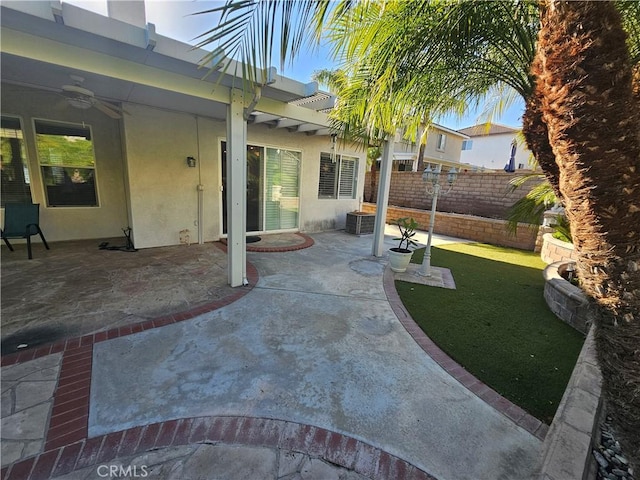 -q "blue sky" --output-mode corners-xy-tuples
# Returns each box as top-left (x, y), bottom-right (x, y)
(66, 0), (524, 131)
